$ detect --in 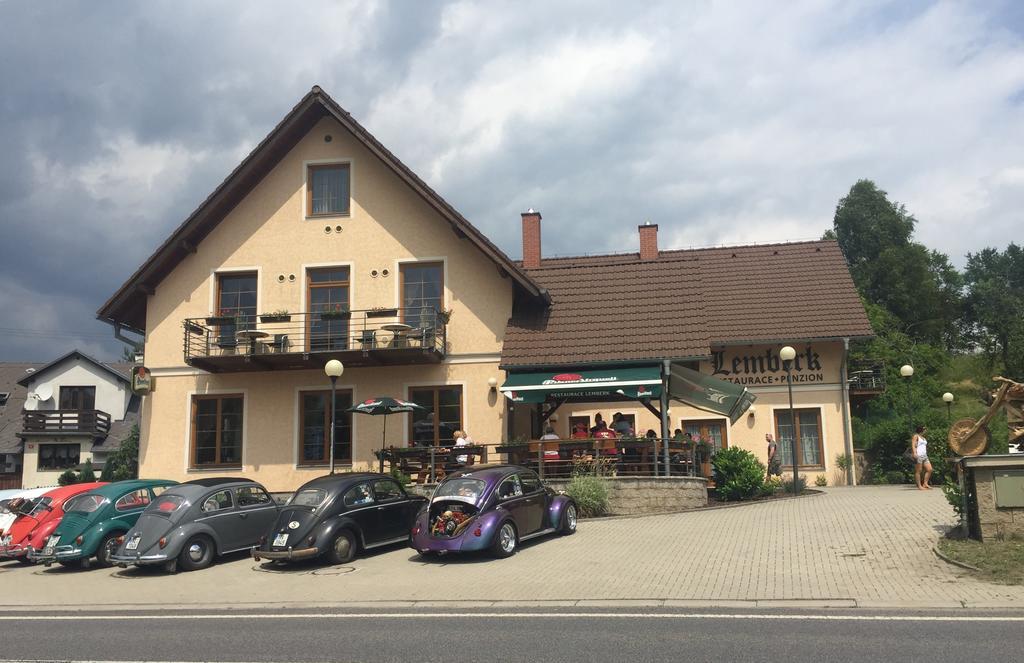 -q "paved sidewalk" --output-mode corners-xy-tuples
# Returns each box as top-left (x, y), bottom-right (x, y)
(1, 485), (1022, 609)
